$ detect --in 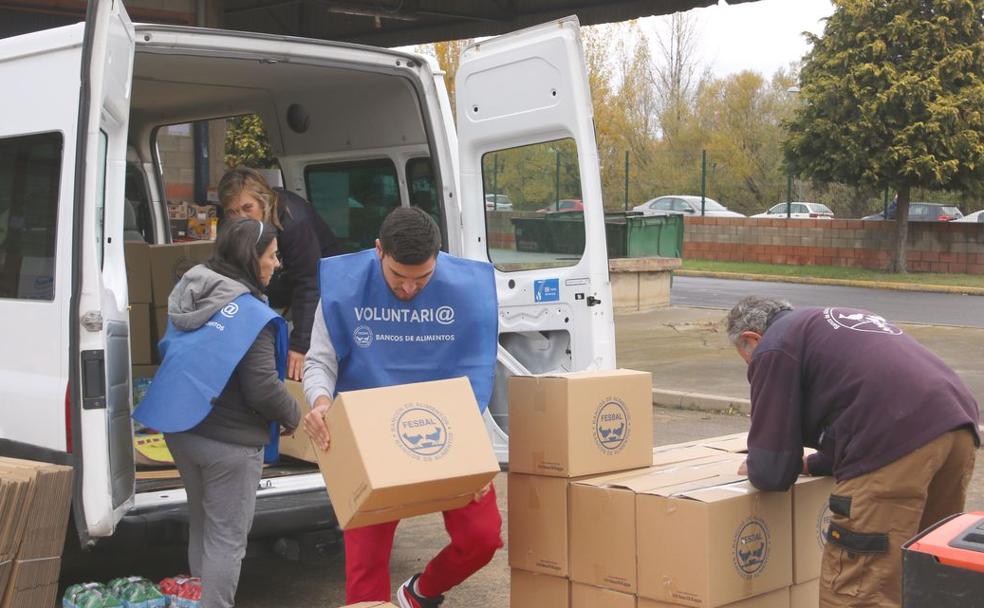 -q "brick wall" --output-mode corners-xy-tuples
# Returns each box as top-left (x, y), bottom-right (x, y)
(684, 217), (984, 274)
